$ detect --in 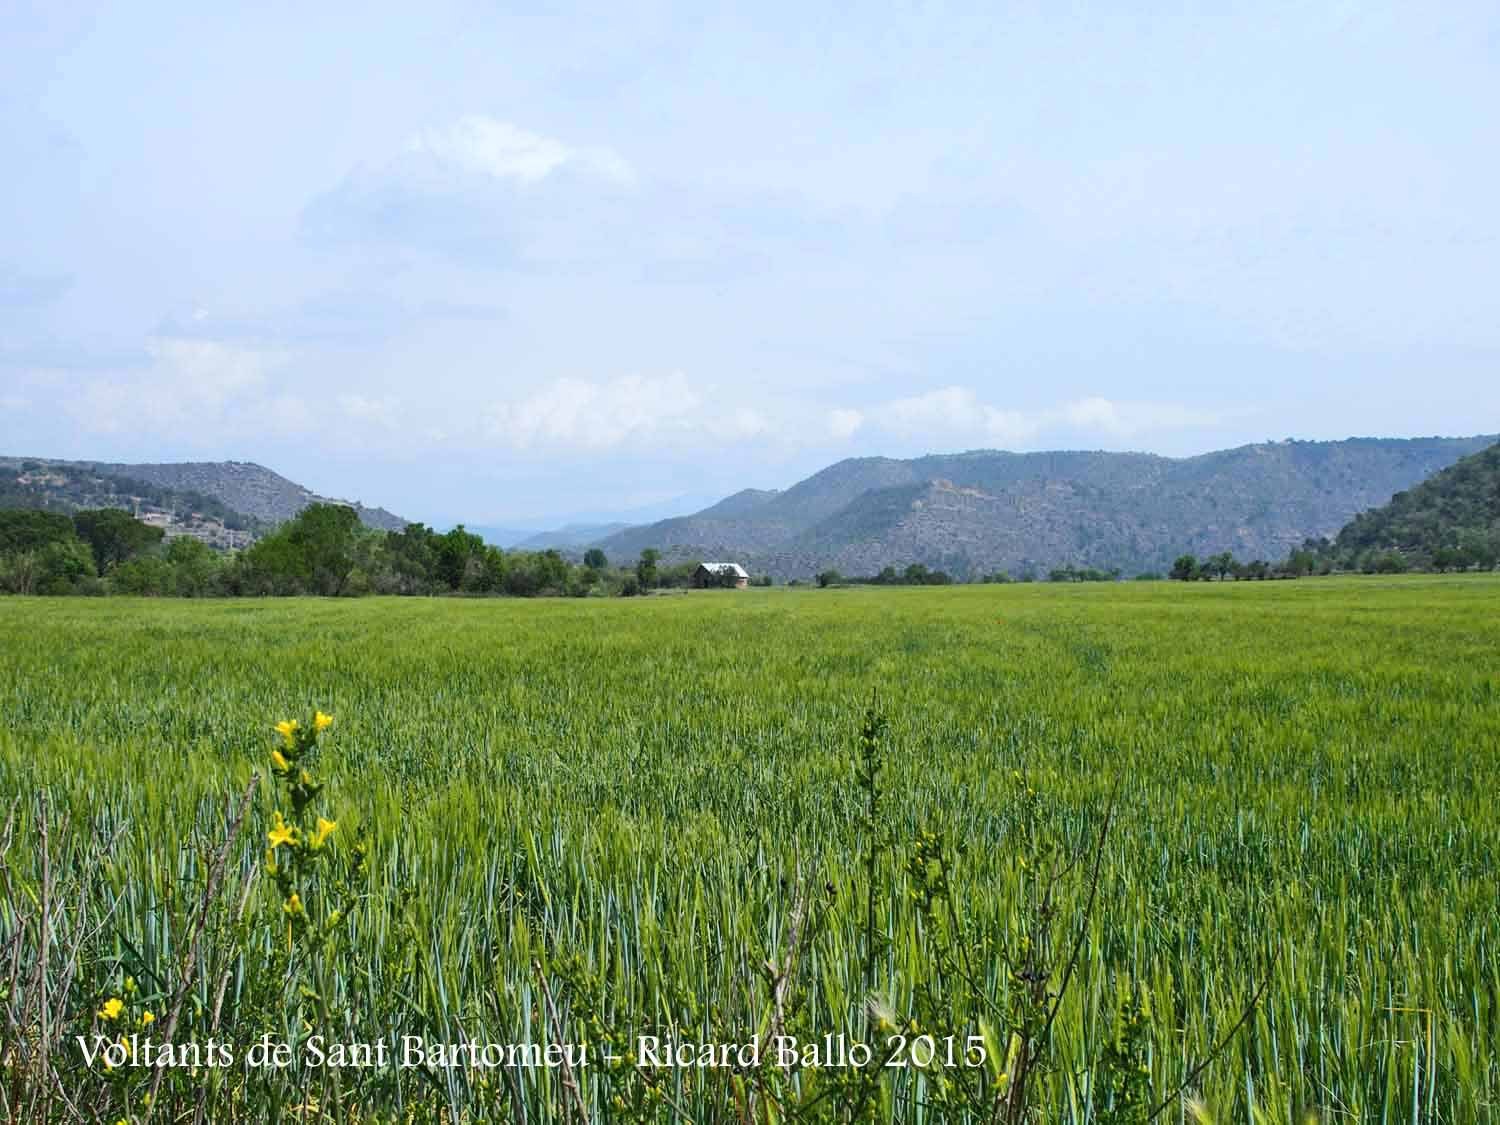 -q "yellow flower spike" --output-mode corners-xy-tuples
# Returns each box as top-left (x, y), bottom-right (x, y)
(312, 817), (337, 848)
(270, 749), (290, 772)
(267, 812), (299, 851)
(274, 719), (300, 747)
(284, 892), (304, 917)
(314, 710), (333, 731)
(98, 997), (124, 1021)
